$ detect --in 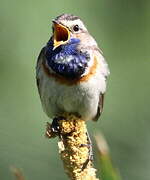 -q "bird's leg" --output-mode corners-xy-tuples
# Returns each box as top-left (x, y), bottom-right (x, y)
(80, 131), (93, 171)
(51, 116), (65, 133)
(45, 116), (65, 138)
(51, 117), (60, 133)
